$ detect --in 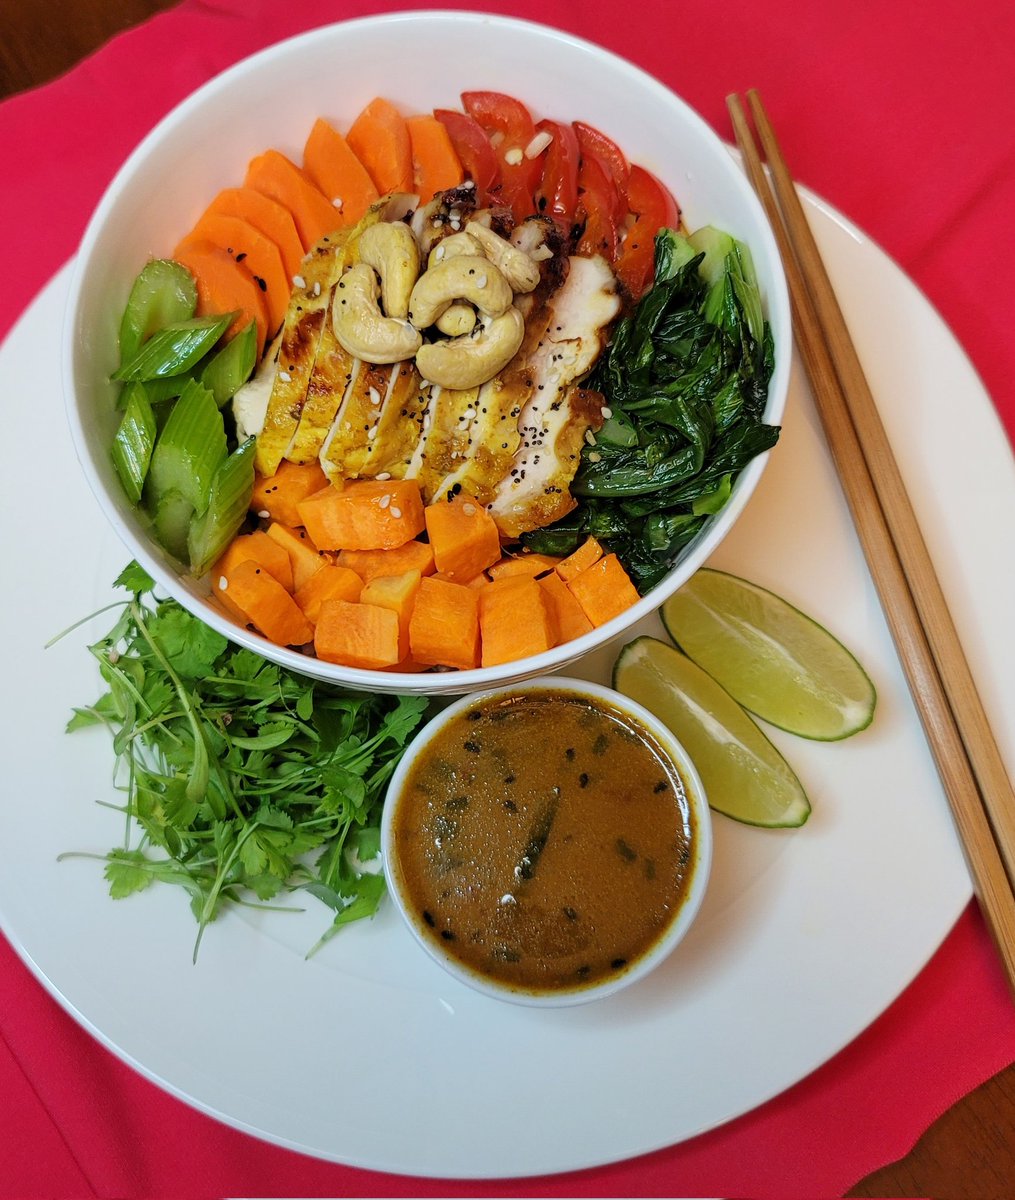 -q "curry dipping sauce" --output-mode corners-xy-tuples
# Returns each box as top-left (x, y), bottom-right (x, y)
(385, 686), (704, 998)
